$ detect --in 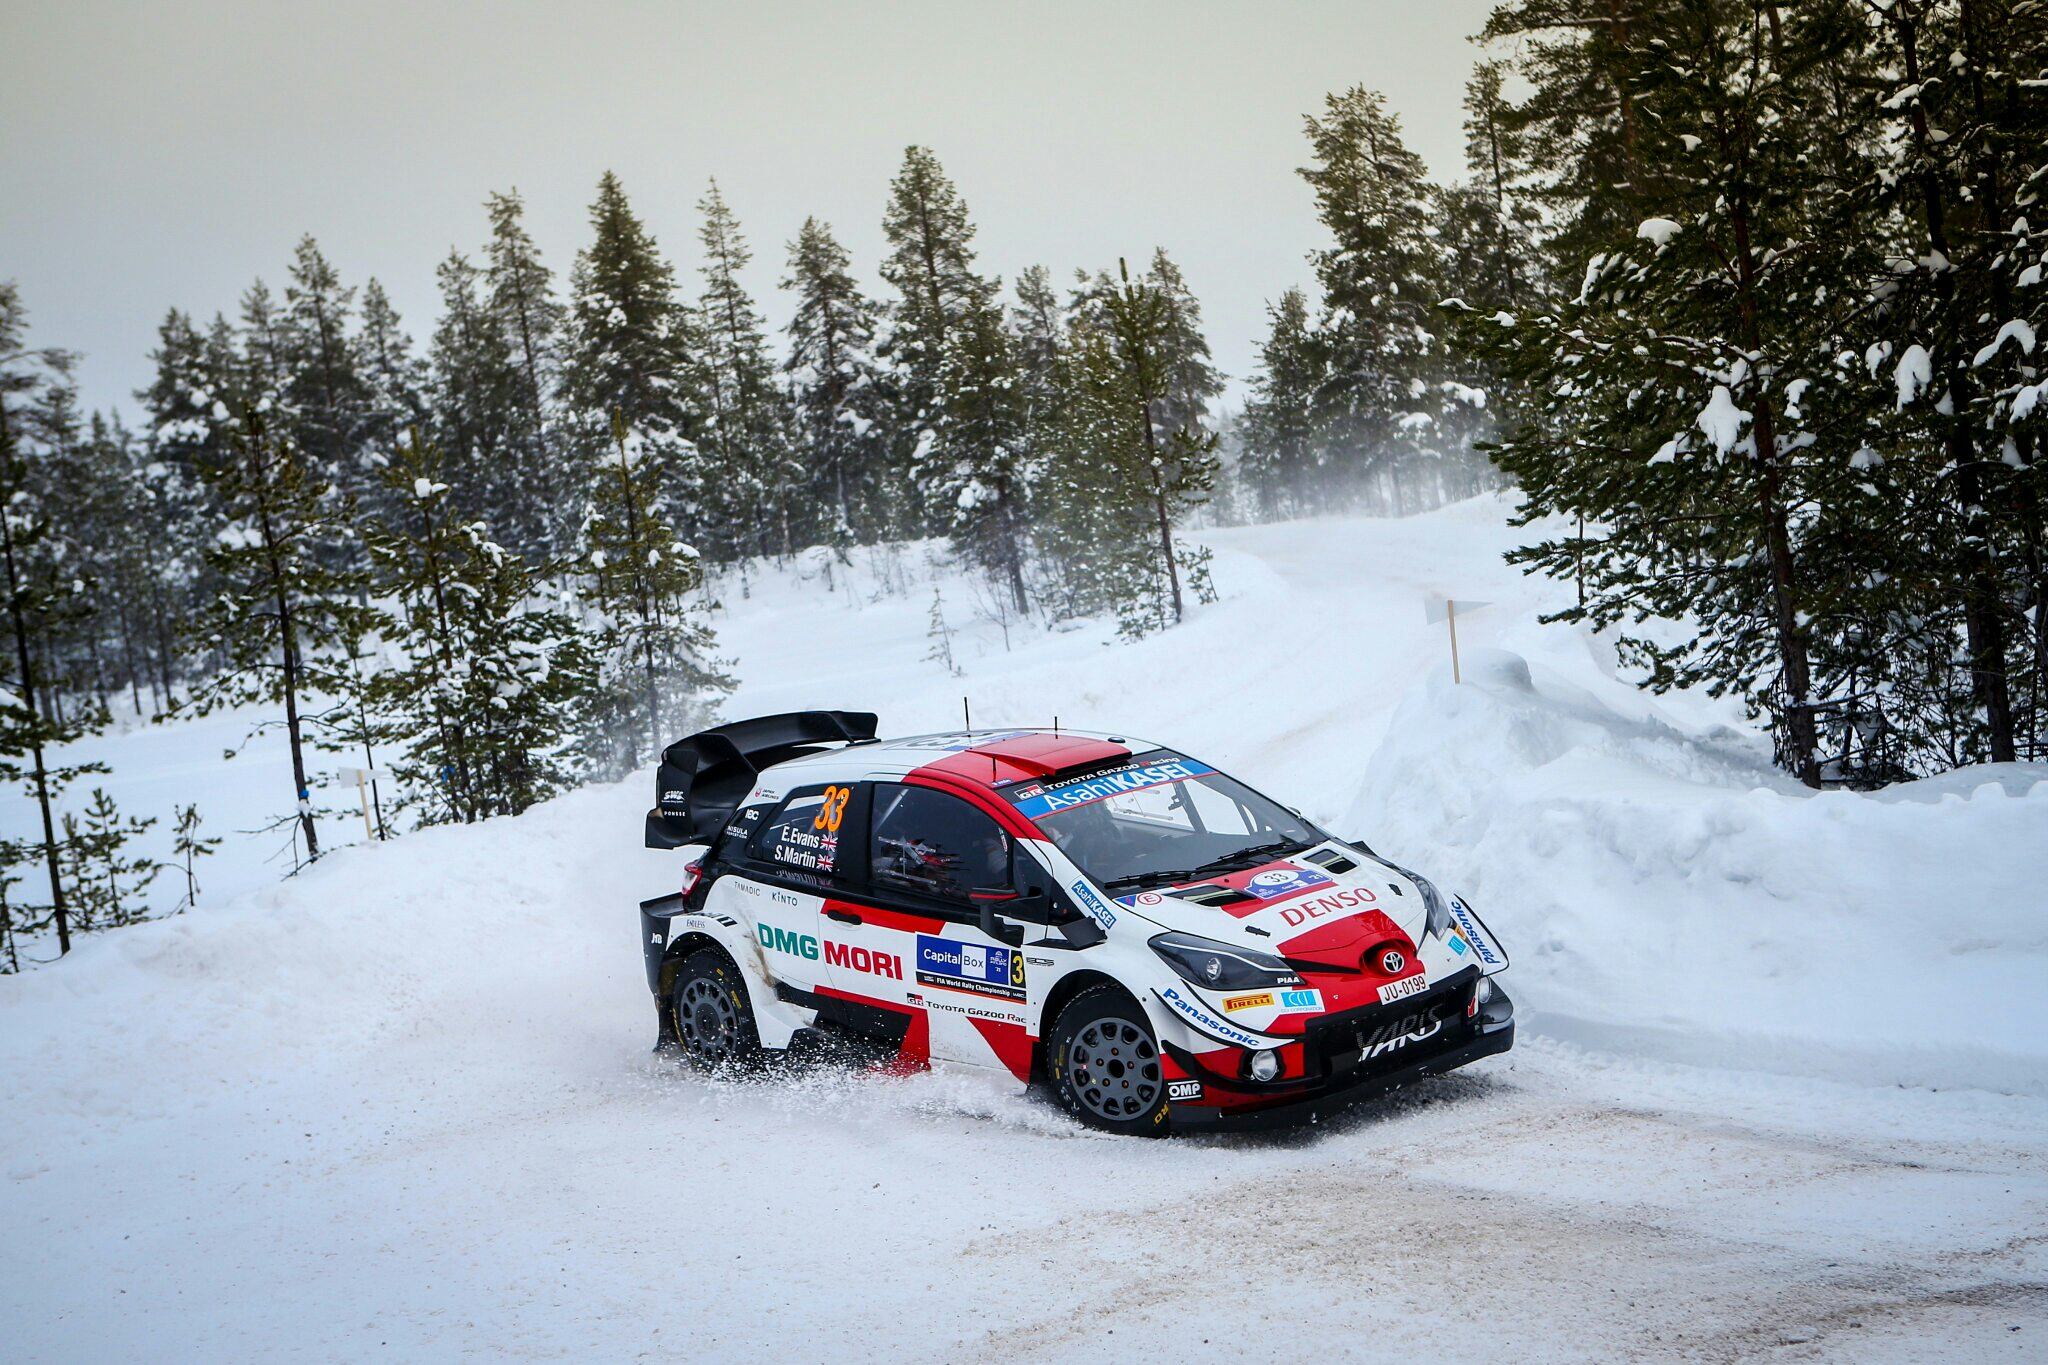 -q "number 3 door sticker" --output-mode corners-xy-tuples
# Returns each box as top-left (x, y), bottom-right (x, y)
(812, 785), (850, 834)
